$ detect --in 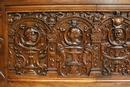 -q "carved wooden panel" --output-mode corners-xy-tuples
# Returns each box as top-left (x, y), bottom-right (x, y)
(8, 11), (130, 77)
